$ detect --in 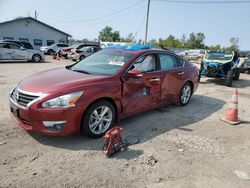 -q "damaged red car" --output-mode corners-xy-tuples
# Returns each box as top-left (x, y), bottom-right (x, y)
(9, 45), (199, 138)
